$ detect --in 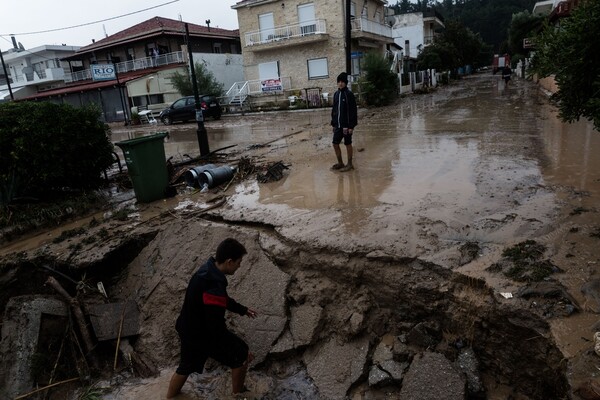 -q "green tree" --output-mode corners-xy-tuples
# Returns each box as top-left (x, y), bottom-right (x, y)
(507, 10), (545, 65)
(417, 43), (456, 70)
(169, 62), (224, 97)
(359, 52), (399, 106)
(417, 19), (484, 70)
(0, 102), (113, 205)
(529, 0), (600, 130)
